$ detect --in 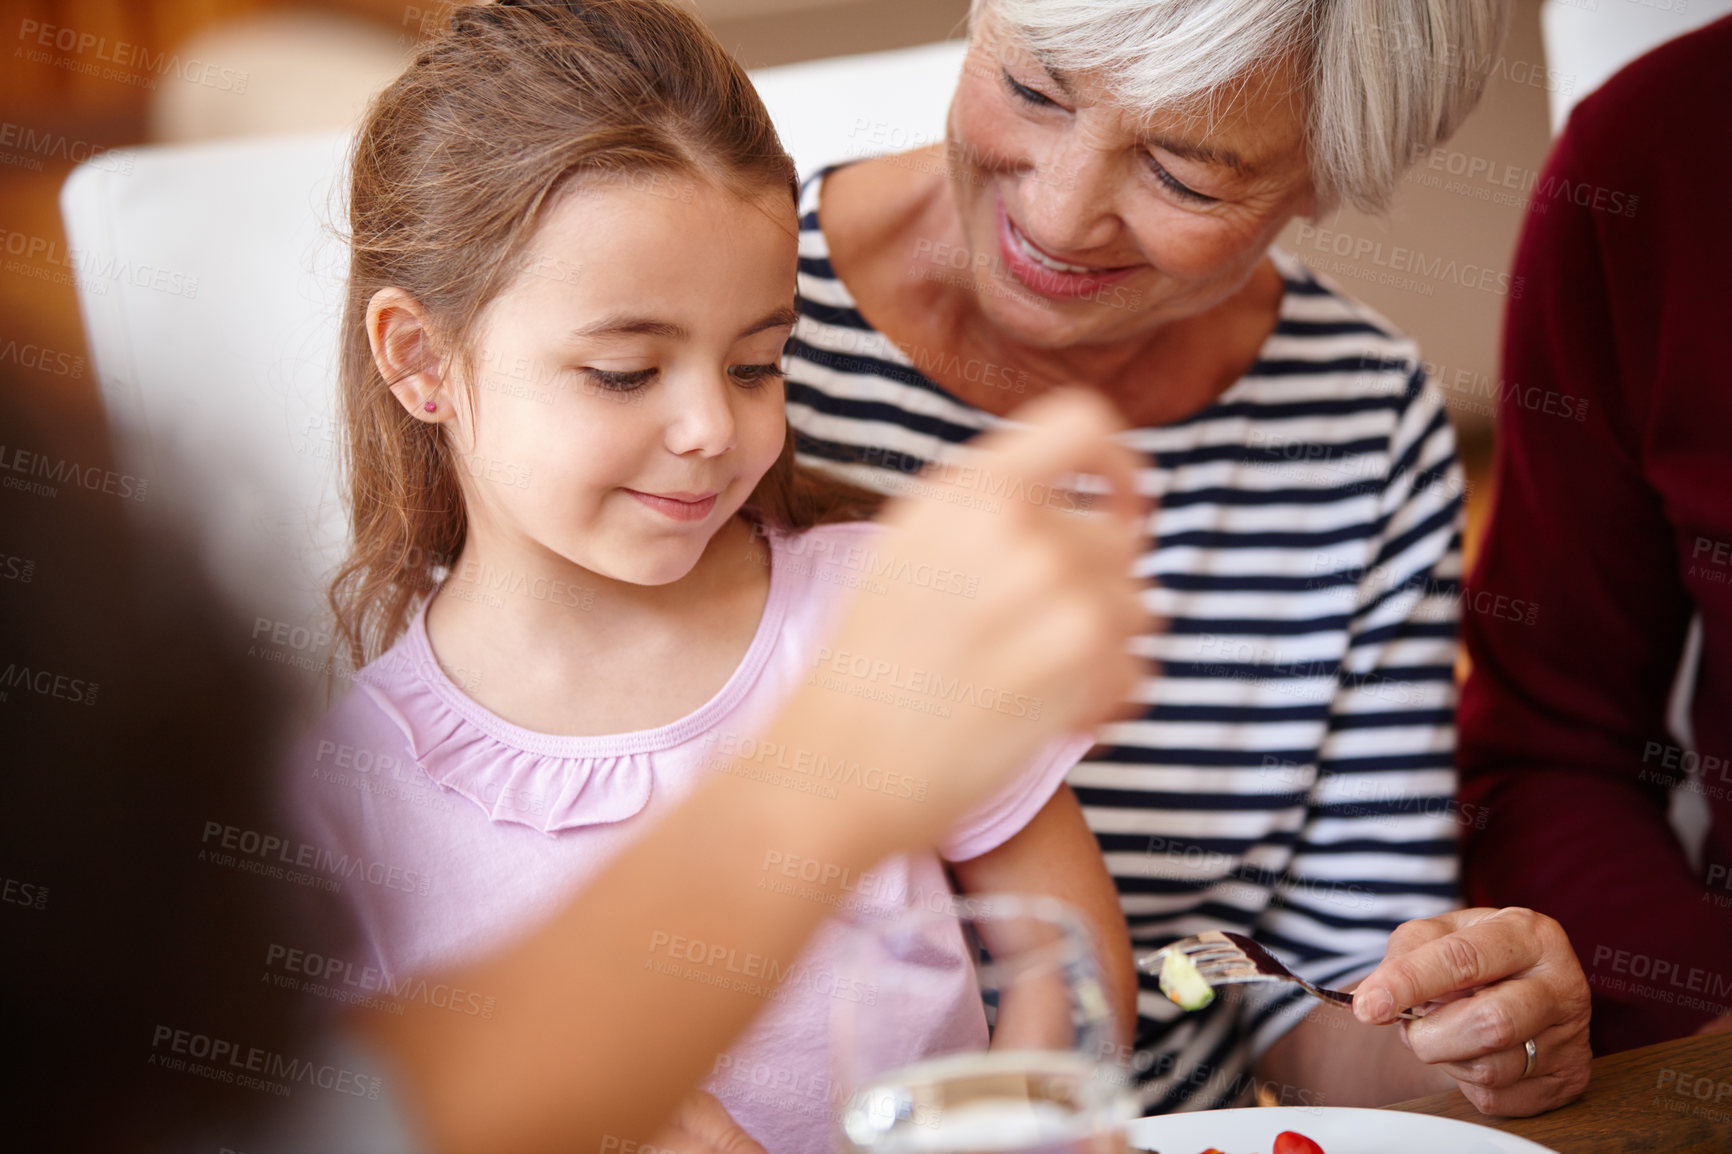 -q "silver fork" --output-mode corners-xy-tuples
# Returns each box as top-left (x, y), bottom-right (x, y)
(1136, 930), (1425, 1019)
